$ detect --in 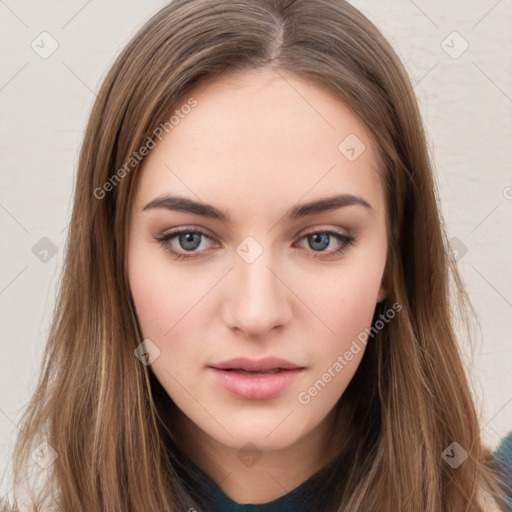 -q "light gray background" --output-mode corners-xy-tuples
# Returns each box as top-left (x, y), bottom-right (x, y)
(1, 0), (511, 495)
